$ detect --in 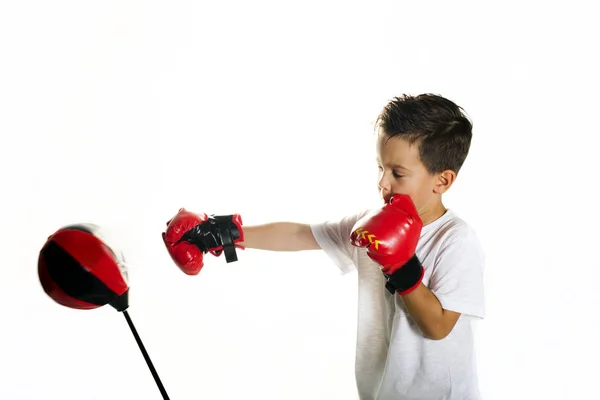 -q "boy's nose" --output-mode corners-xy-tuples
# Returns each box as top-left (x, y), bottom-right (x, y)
(378, 180), (392, 201)
(378, 175), (391, 192)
